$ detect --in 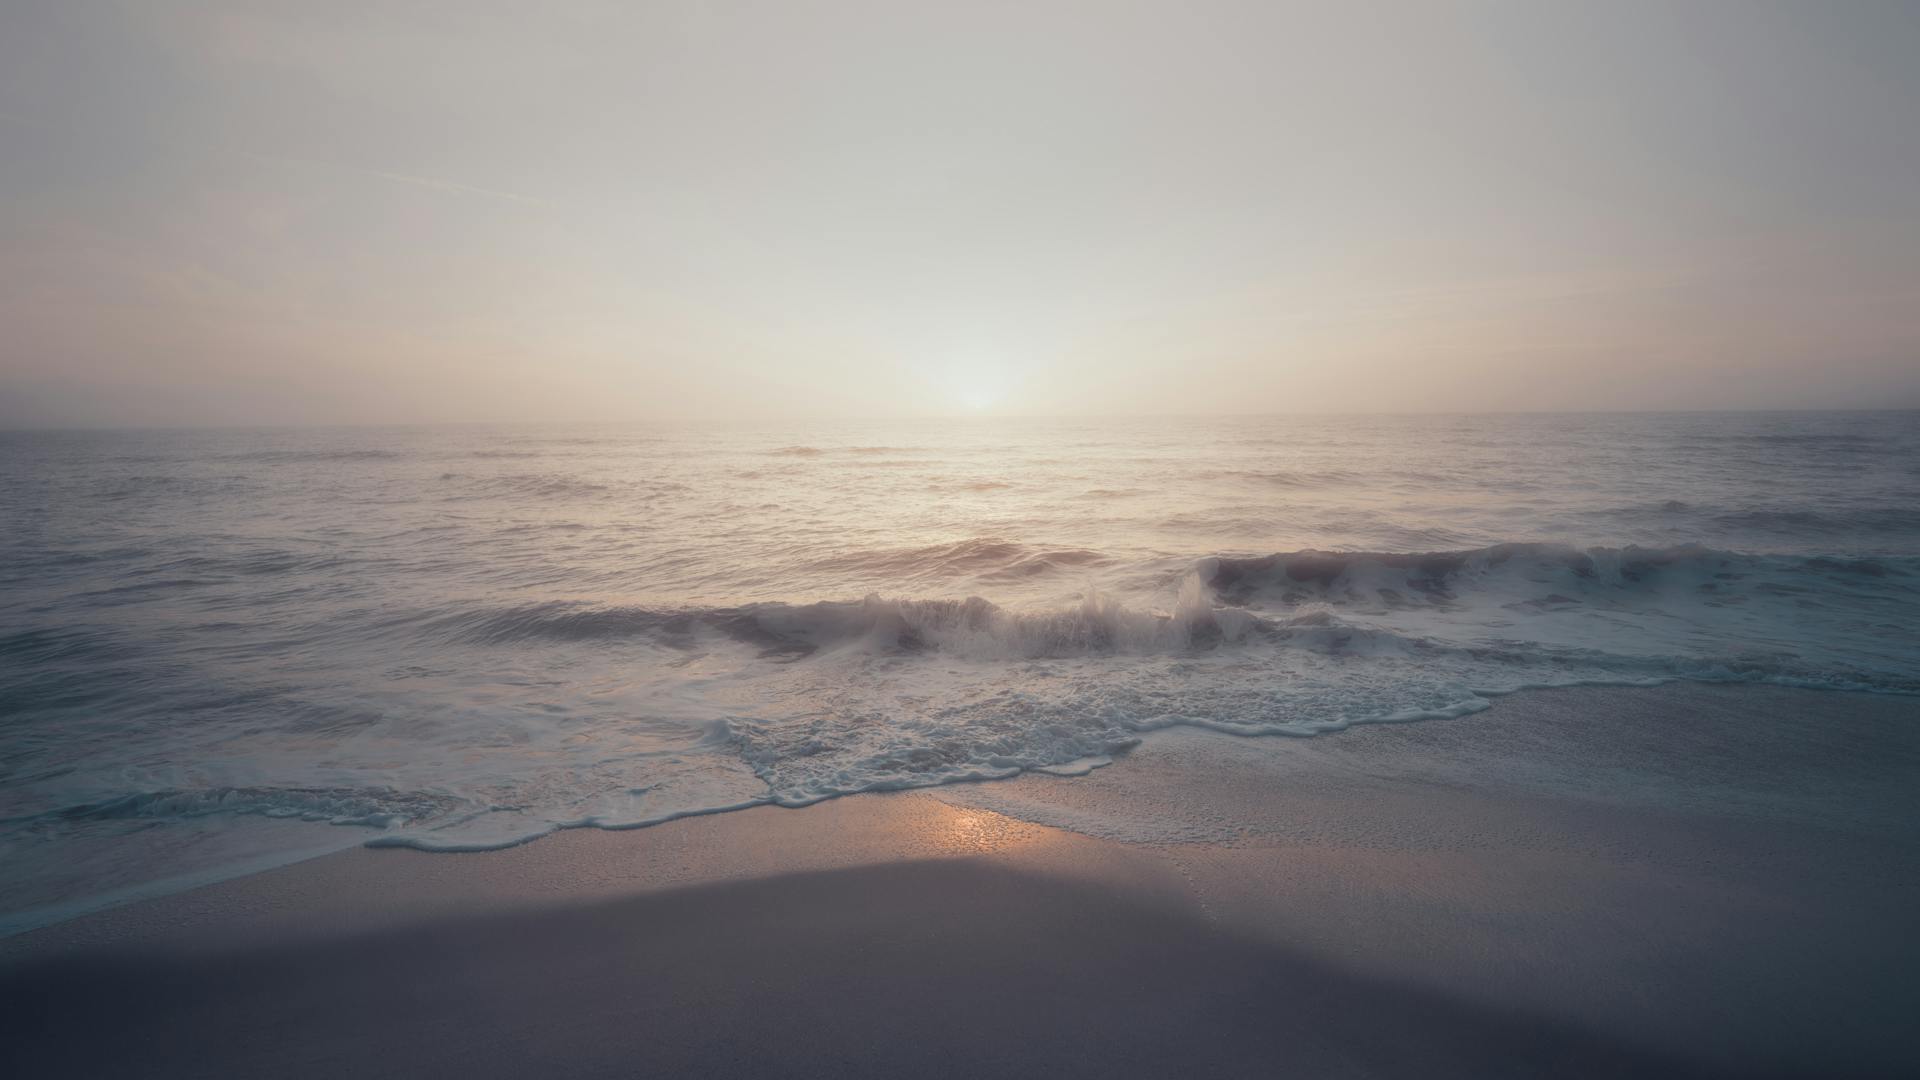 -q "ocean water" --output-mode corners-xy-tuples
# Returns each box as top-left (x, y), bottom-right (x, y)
(3, 411), (1919, 930)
